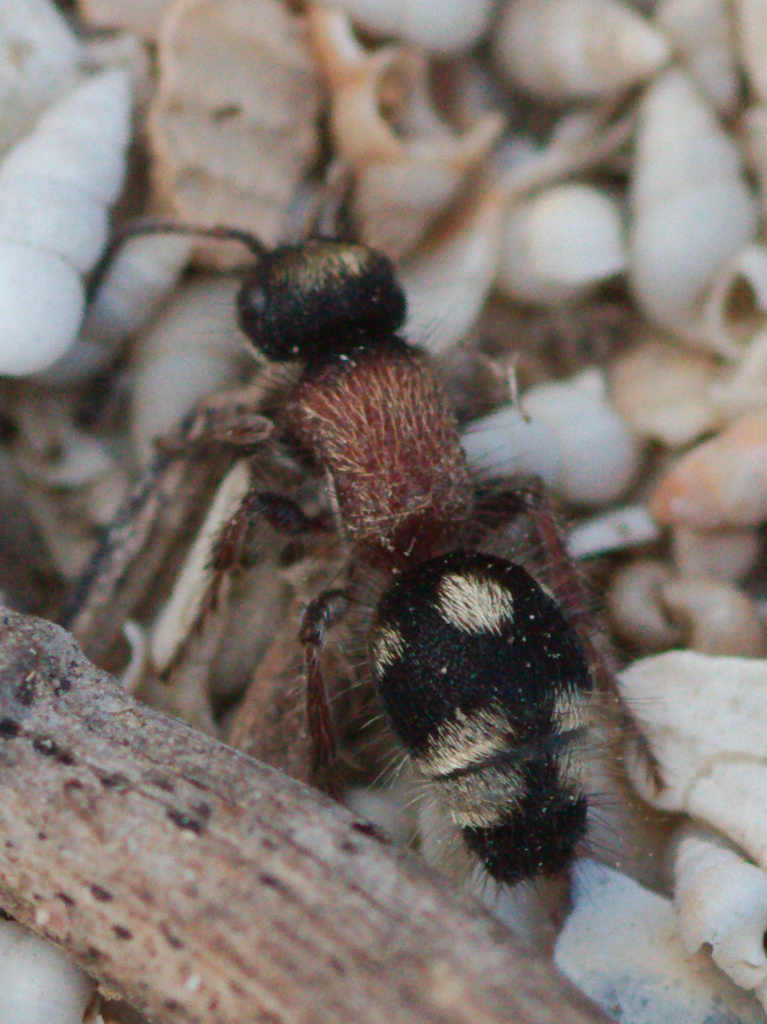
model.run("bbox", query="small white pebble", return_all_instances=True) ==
[521,368,644,506]
[0,921,95,1024]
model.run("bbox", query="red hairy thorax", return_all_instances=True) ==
[288,344,473,569]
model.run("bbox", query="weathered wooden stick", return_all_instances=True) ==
[0,609,613,1024]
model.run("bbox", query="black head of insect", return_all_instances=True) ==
[92,219,407,364]
[236,239,407,363]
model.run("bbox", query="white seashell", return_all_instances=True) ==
[520,368,643,506]
[567,505,660,559]
[329,0,494,53]
[0,0,83,152]
[494,0,670,102]
[497,184,627,306]
[608,336,724,448]
[401,190,505,354]
[0,69,132,376]
[628,70,759,347]
[734,0,767,104]
[555,859,763,1024]
[0,920,95,1024]
[655,0,740,113]
[130,276,248,465]
[671,524,761,581]
[618,650,767,869]
[650,410,767,529]
[460,404,563,486]
[675,824,767,1003]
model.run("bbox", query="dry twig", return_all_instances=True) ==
[0,608,614,1024]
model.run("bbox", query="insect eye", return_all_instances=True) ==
[236,239,407,362]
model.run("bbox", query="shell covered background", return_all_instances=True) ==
[3,0,767,1022]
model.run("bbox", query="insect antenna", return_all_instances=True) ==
[87,217,269,301]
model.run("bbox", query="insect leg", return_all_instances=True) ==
[299,589,351,789]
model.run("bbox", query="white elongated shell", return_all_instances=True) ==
[608,337,723,448]
[0,0,82,151]
[554,860,763,1024]
[650,411,767,529]
[130,276,248,465]
[494,0,670,102]
[461,404,562,486]
[0,920,95,1024]
[675,825,767,1001]
[520,368,643,506]
[628,70,759,343]
[0,69,132,376]
[497,184,626,306]
[655,0,739,113]
[618,650,767,867]
[0,243,84,375]
[330,0,494,53]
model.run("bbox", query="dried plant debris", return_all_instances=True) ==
[148,0,322,261]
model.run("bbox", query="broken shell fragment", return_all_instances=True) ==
[675,824,767,1005]
[0,69,132,375]
[567,505,660,559]
[308,7,503,259]
[497,184,627,306]
[555,859,764,1024]
[608,336,723,448]
[628,70,759,348]
[330,0,494,54]
[494,0,670,103]
[650,411,767,529]
[618,650,767,871]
